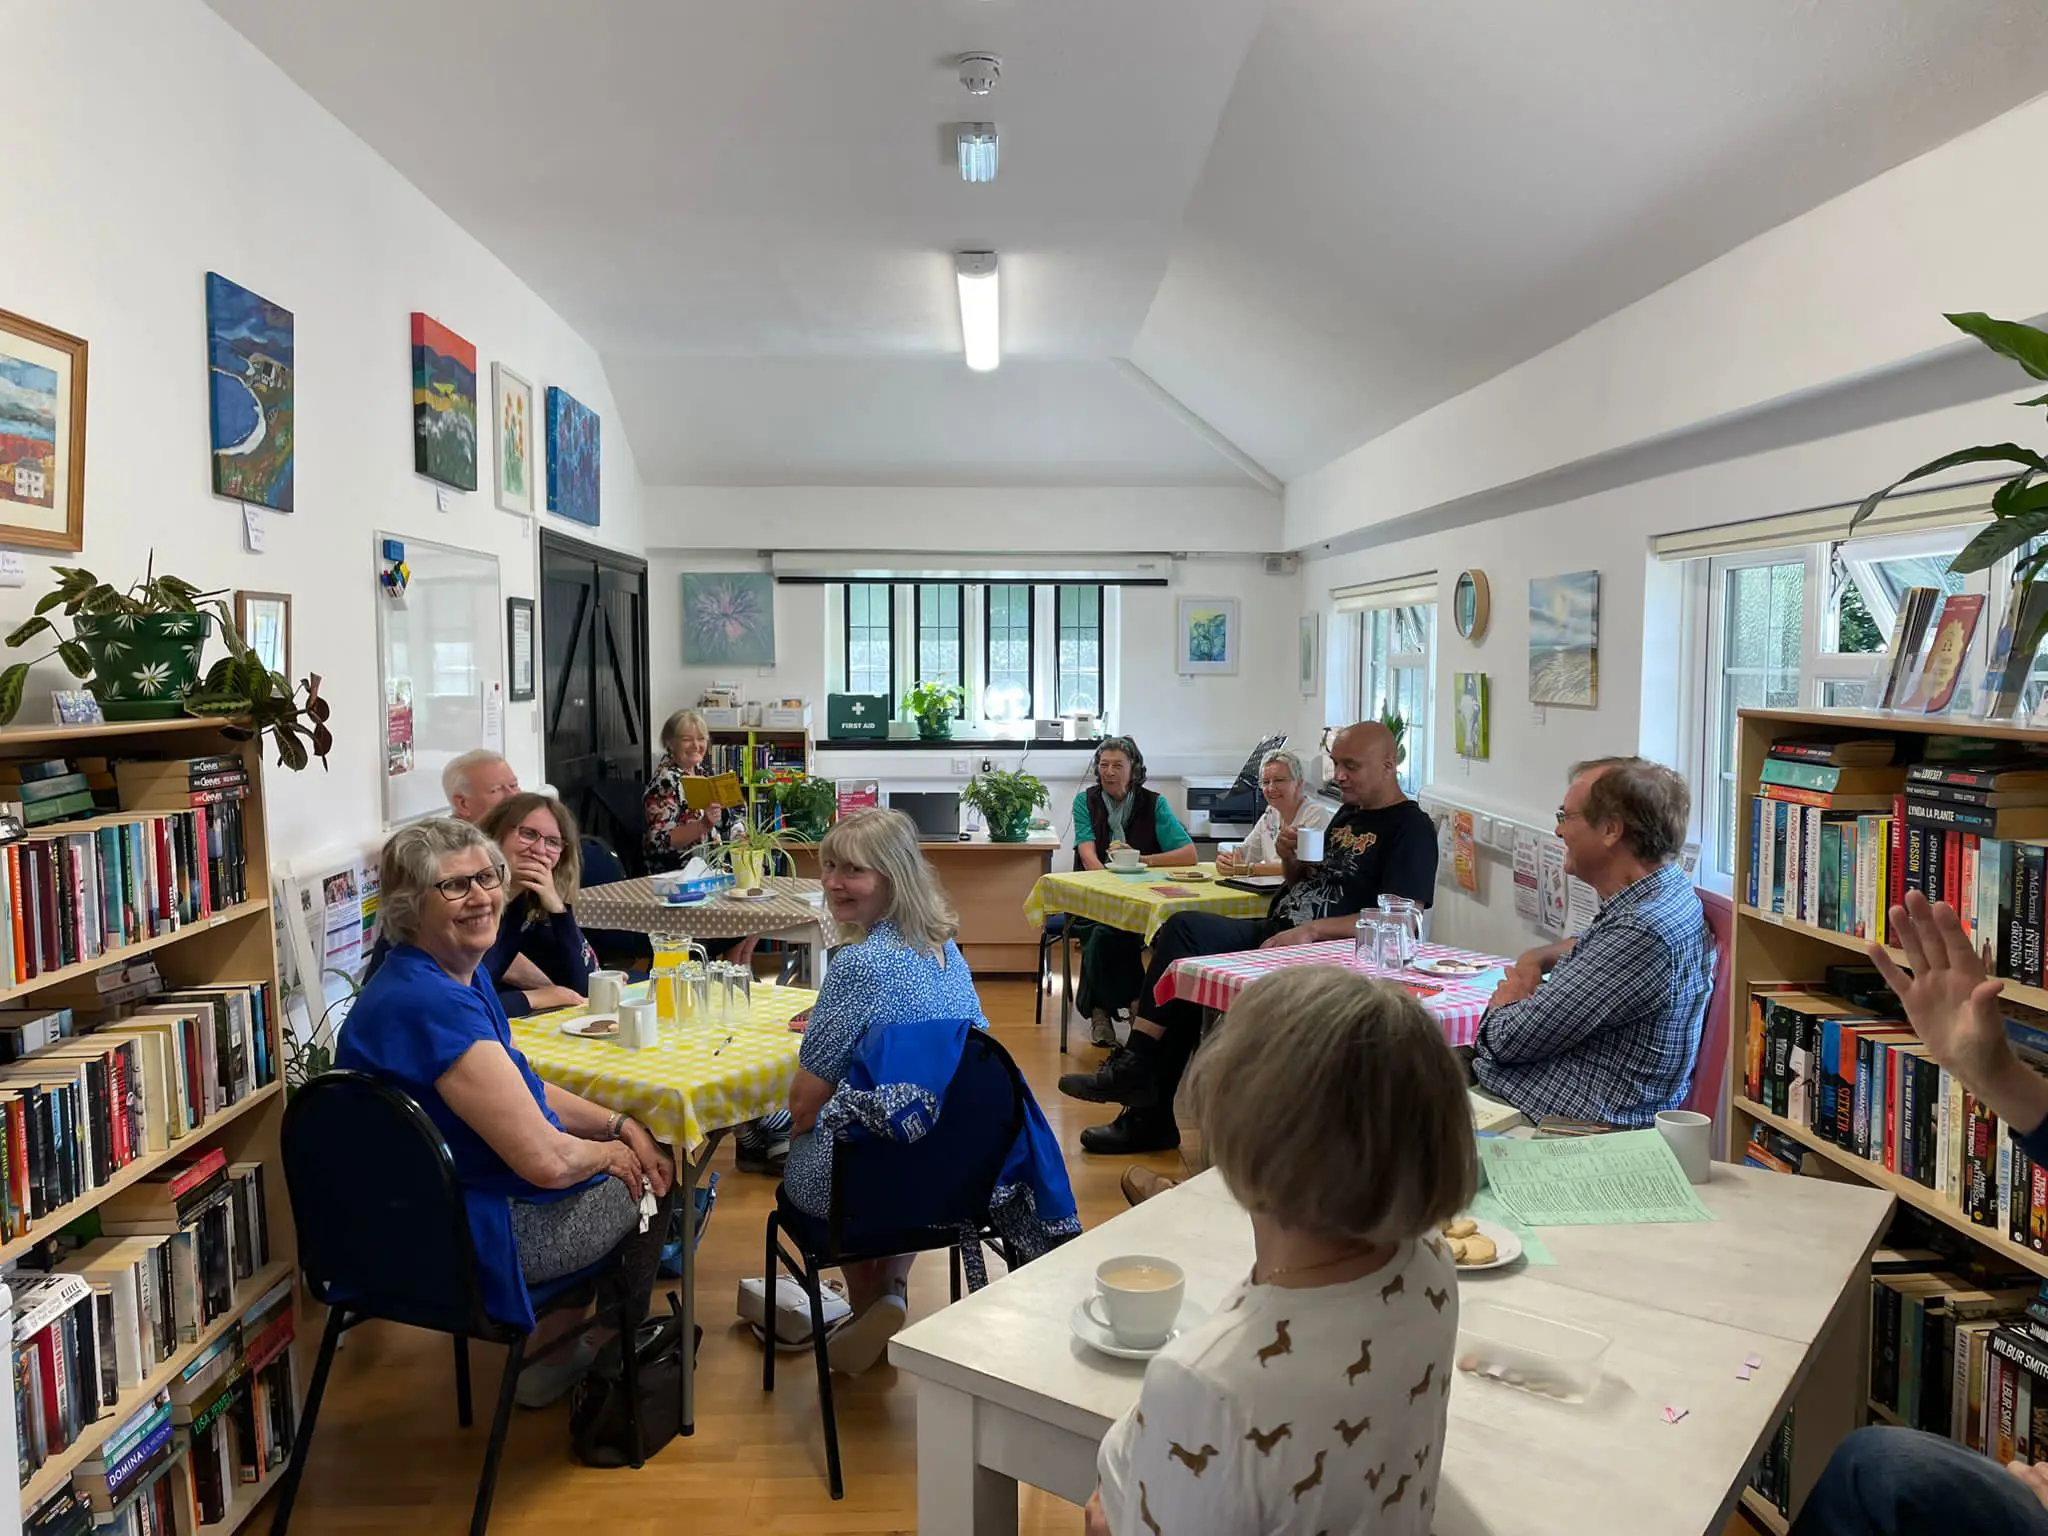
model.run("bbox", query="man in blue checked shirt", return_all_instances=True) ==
[1471,757,1712,1128]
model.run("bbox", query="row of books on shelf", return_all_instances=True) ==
[703,742,806,783]
[1747,1408,1795,1519]
[0,977,276,1243]
[13,1144,277,1495]
[1742,966,2048,1241]
[1748,737,2048,981]
[0,758,256,989]
[1868,575,2048,722]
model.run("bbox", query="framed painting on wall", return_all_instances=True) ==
[206,272,294,511]
[411,313,478,491]
[1176,596,1240,676]
[491,363,534,515]
[507,596,535,701]
[1529,570,1599,708]
[1454,671,1489,758]
[0,308,87,552]
[1297,614,1319,695]
[545,385,600,526]
[681,572,776,666]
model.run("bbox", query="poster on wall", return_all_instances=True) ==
[1512,829,1541,923]
[1537,835,1568,934]
[385,675,415,777]
[1452,810,1479,895]
[1529,570,1599,708]
[1565,875,1600,935]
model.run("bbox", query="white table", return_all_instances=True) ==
[889,1166,1892,1535]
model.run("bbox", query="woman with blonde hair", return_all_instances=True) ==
[475,792,596,1017]
[1088,966,1474,1535]
[643,707,725,873]
[782,808,1077,1372]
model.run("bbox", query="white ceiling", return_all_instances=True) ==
[207,0,2048,491]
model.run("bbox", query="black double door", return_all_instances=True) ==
[539,531,651,872]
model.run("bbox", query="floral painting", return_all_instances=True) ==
[681,572,776,665]
[206,273,293,511]
[491,362,534,515]
[545,385,600,525]
[1176,595,1240,676]
[1529,570,1599,708]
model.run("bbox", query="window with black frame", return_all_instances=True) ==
[844,582,894,706]
[984,583,1034,721]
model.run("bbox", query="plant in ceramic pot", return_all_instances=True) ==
[902,680,962,741]
[0,562,333,769]
[960,767,1049,843]
[716,818,800,891]
[769,773,837,841]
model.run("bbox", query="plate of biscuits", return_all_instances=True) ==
[1440,1215,1522,1271]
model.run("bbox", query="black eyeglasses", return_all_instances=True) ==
[432,864,507,902]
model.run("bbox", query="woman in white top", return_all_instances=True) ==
[1087,965,1476,1536]
[1216,749,1332,878]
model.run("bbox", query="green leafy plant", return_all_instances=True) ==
[1851,313,2048,576]
[1,561,332,770]
[1378,706,1408,766]
[284,969,355,1098]
[770,774,837,840]
[902,680,963,737]
[960,767,1049,841]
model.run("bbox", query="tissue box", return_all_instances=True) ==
[701,707,742,729]
[738,1275,850,1344]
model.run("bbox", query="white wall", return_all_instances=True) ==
[0,0,645,871]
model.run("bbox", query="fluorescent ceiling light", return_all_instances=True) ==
[955,252,1000,372]
[957,123,999,183]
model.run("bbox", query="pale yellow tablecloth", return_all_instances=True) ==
[1023,865,1271,944]
[511,981,812,1155]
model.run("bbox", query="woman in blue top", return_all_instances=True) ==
[783,807,1077,1374]
[1067,737,1196,1047]
[336,818,673,1407]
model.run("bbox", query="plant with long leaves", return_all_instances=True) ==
[1850,313,2048,577]
[0,560,332,770]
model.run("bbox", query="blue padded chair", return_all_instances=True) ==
[270,1072,650,1536]
[762,1028,1029,1498]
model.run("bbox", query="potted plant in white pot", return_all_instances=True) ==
[960,767,1049,843]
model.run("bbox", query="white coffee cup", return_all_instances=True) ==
[1108,846,1143,871]
[618,998,657,1049]
[1655,1109,1712,1185]
[1295,826,1326,863]
[1086,1255,1185,1349]
[588,970,627,1017]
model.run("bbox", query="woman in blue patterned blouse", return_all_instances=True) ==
[783,807,1076,1373]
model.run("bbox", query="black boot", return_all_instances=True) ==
[1057,1030,1161,1107]
[1080,1107,1180,1155]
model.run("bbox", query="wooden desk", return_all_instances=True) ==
[890,1166,1892,1535]
[792,836,1055,975]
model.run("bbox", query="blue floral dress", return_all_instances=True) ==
[783,920,985,1216]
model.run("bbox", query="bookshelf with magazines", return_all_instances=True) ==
[1731,704,2048,1532]
[0,717,298,1536]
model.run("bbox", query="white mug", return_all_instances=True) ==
[1295,826,1326,863]
[1655,1109,1712,1185]
[588,970,627,1017]
[618,998,658,1049]
[1086,1255,1185,1349]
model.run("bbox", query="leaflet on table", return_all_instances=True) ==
[1479,1129,1714,1226]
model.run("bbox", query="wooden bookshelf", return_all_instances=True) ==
[213,1457,288,1536]
[1866,1399,1902,1426]
[1740,1486,1790,1536]
[18,1259,293,1510]
[1739,902,2048,1013]
[0,719,295,1530]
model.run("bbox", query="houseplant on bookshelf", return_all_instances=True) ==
[961,767,1049,843]
[902,680,963,741]
[0,561,332,769]
[769,773,836,841]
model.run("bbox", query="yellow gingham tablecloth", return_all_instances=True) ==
[510,981,813,1155]
[1023,866,1272,944]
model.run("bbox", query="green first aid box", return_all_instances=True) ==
[827,693,890,739]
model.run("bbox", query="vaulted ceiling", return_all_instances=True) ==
[208,0,2048,490]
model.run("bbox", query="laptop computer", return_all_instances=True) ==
[890,791,963,842]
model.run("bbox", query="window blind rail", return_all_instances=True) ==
[1650,480,1998,562]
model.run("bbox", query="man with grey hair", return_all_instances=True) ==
[444,749,520,823]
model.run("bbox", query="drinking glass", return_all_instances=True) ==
[1354,913,1398,971]
[728,964,752,1021]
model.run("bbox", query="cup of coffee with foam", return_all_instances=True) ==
[1086,1255,1185,1349]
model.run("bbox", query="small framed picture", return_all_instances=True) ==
[234,590,292,678]
[1297,614,1319,696]
[0,308,89,552]
[1176,596,1241,676]
[50,689,103,726]
[507,596,535,702]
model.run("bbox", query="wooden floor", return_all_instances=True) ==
[255,975,1183,1536]
[254,973,1762,1536]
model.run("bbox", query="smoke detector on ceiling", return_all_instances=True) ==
[958,53,1001,95]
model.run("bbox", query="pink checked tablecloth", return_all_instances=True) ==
[1157,939,1508,1047]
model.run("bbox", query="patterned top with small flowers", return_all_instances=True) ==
[1096,1235,1457,1535]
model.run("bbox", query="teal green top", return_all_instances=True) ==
[1069,789,1192,854]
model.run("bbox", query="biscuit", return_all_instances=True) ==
[1458,1235,1497,1266]
[1443,1218,1478,1240]
[1446,1236,1469,1263]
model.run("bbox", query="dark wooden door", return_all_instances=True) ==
[540,531,651,873]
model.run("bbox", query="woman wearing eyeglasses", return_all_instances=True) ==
[475,792,598,1018]
[336,818,672,1405]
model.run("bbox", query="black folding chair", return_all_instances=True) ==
[763,1027,1030,1497]
[271,1072,649,1536]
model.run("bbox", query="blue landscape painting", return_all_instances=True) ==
[545,385,600,526]
[206,272,294,511]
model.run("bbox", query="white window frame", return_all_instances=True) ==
[1354,602,1436,795]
